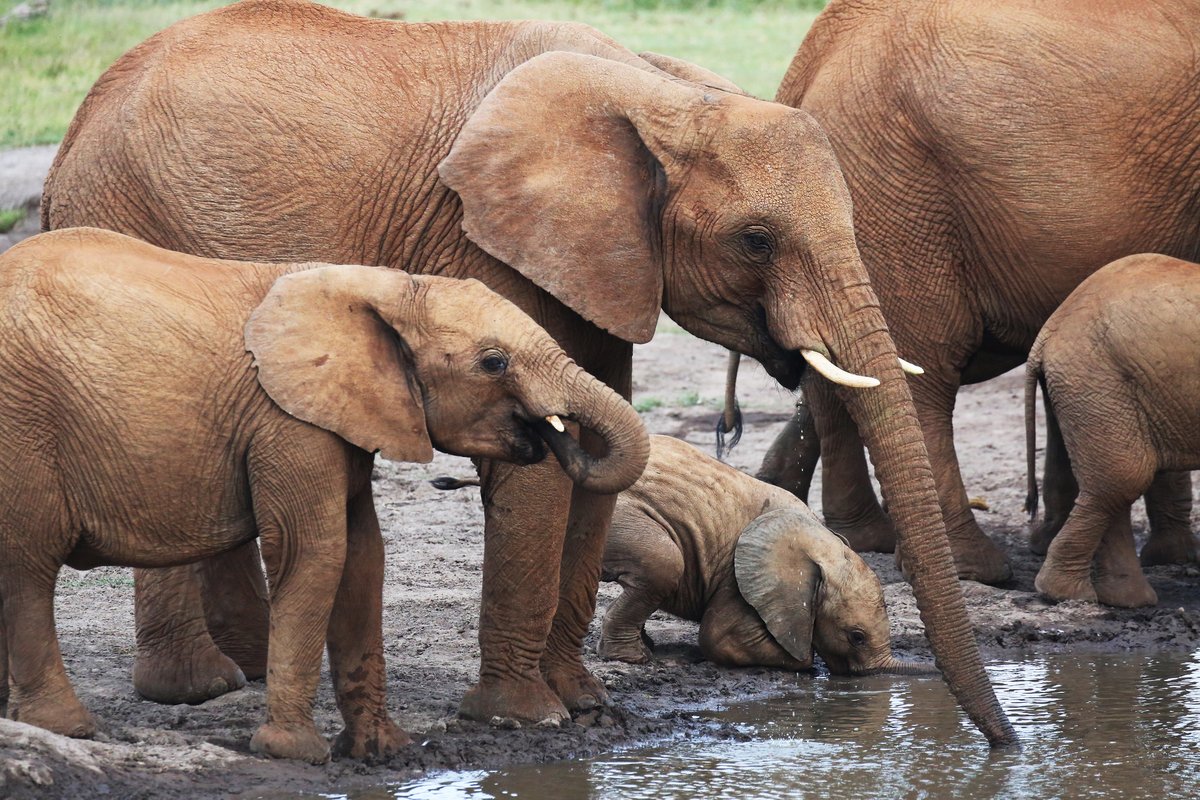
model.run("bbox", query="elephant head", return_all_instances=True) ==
[437,51,1013,744]
[244,265,649,493]
[734,508,934,676]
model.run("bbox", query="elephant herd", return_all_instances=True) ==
[2,0,1199,765]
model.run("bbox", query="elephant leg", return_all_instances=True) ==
[196,540,270,679]
[1,560,94,737]
[0,592,7,718]
[1035,491,1126,603]
[328,486,408,759]
[250,501,346,764]
[459,455,572,726]
[807,376,898,553]
[598,509,684,664]
[910,376,1013,585]
[698,588,806,670]
[133,565,247,704]
[1030,397,1077,555]
[1093,507,1157,608]
[756,395,821,504]
[1140,471,1197,566]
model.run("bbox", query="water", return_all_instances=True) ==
[348,652,1200,799]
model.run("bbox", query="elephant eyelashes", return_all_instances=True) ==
[847,629,868,648]
[480,352,509,376]
[738,229,775,263]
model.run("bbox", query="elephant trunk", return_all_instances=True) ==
[529,355,649,495]
[860,654,941,677]
[775,244,1017,747]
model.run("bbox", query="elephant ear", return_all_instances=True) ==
[637,51,746,95]
[439,51,692,345]
[245,264,434,464]
[734,508,824,665]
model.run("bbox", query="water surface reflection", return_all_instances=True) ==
[367,652,1200,799]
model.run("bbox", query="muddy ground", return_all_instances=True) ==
[3,221,1200,798]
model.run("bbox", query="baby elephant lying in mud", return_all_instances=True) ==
[1026,253,1200,609]
[438,435,928,675]
[0,228,647,764]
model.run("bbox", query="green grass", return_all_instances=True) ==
[0,207,24,232]
[0,0,822,149]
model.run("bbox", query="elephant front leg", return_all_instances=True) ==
[910,378,1013,585]
[542,429,622,712]
[756,396,821,504]
[1140,471,1197,566]
[807,377,898,553]
[326,486,408,760]
[598,511,684,665]
[133,564,248,704]
[459,457,572,726]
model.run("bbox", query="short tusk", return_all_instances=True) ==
[801,350,880,389]
[545,414,566,433]
[899,358,925,375]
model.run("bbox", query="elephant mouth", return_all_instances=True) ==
[508,417,550,466]
[748,305,806,390]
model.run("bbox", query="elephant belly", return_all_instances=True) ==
[63,507,259,570]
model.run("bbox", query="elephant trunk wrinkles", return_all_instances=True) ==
[861,655,941,677]
[811,251,1017,747]
[531,357,649,495]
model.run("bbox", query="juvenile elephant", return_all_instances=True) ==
[0,228,647,763]
[43,0,1011,743]
[599,436,930,676]
[1024,253,1200,607]
[762,0,1200,584]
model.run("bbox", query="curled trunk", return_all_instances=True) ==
[530,359,649,495]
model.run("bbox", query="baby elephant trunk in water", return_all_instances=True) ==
[527,358,649,495]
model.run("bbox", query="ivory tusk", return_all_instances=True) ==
[801,350,880,389]
[899,358,925,375]
[545,414,566,433]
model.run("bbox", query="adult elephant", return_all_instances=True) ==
[42,0,1013,745]
[764,0,1200,584]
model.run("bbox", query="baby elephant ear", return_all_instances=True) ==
[245,265,434,464]
[734,507,824,665]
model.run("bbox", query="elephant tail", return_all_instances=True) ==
[1023,338,1046,520]
[715,350,743,460]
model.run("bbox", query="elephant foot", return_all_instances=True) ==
[1029,517,1067,556]
[825,513,897,554]
[134,642,247,705]
[250,721,330,764]
[543,661,609,712]
[1033,562,1097,604]
[11,693,96,738]
[333,717,411,761]
[1139,530,1198,567]
[459,675,569,726]
[208,628,268,682]
[1094,570,1157,608]
[598,632,653,664]
[948,528,1013,585]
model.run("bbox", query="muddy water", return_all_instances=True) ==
[356,652,1200,799]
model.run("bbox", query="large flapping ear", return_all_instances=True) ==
[734,507,824,665]
[439,51,698,344]
[245,265,434,463]
[637,51,746,95]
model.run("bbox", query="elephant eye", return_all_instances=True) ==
[480,352,508,376]
[847,629,868,648]
[739,228,775,263]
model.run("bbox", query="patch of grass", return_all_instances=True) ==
[634,396,665,413]
[0,0,823,149]
[0,207,24,233]
[676,390,702,406]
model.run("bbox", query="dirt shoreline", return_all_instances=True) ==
[5,320,1200,800]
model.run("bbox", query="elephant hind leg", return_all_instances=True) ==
[1093,508,1157,608]
[133,564,248,705]
[598,508,683,664]
[1036,489,1137,604]
[2,558,94,737]
[1030,399,1077,555]
[1140,471,1197,566]
[197,540,270,679]
[756,398,821,505]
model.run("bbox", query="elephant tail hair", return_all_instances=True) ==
[715,350,743,460]
[1023,343,1045,520]
[430,475,481,490]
